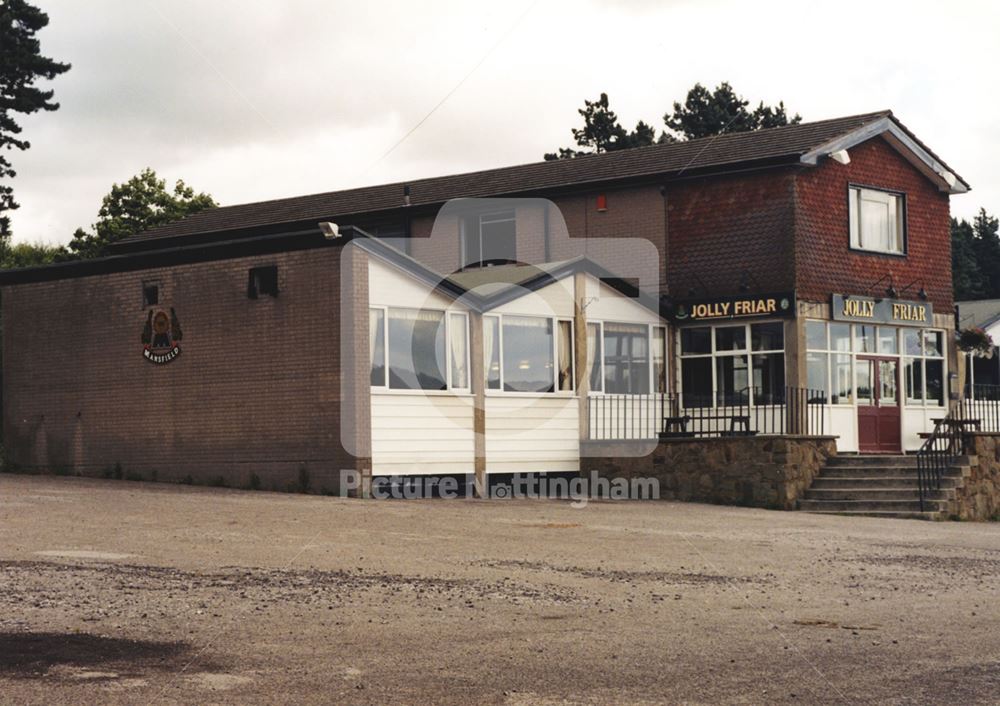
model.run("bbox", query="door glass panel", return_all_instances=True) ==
[855,360,874,405]
[879,360,898,406]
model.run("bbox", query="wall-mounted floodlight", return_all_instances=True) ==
[319,222,340,239]
[829,149,851,165]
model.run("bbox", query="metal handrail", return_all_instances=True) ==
[915,402,965,512]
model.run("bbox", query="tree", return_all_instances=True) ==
[0,239,65,269]
[952,208,1000,300]
[546,83,800,159]
[951,217,984,300]
[971,208,1000,298]
[664,82,801,141]
[0,1,71,249]
[66,168,216,259]
[544,93,661,160]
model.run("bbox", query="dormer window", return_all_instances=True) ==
[848,186,905,255]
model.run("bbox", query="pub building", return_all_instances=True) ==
[0,110,970,492]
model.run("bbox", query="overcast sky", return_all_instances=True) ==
[8,0,998,246]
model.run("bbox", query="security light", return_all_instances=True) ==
[829,149,851,165]
[319,222,340,239]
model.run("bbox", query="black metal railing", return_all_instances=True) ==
[962,384,1000,432]
[916,401,967,512]
[588,386,826,441]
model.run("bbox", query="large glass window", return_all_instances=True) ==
[604,323,650,394]
[587,322,666,395]
[387,309,446,391]
[806,321,945,407]
[370,308,469,391]
[904,329,945,405]
[678,321,785,408]
[501,316,553,393]
[849,186,905,254]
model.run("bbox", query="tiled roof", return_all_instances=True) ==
[120,110,959,246]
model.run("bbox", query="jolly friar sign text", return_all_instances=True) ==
[672,293,794,322]
[831,294,933,327]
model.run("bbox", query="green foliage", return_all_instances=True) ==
[65,168,216,259]
[665,82,800,140]
[0,1,71,244]
[546,82,799,159]
[952,209,1000,300]
[544,93,664,160]
[0,240,65,268]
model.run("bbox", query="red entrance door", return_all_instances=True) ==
[856,357,901,453]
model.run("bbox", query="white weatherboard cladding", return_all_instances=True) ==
[368,257,475,476]
[484,396,579,473]
[371,394,476,475]
[368,257,459,311]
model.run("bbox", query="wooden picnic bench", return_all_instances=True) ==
[660,414,756,438]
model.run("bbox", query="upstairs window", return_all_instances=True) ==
[248,265,279,298]
[849,186,905,255]
[463,210,516,267]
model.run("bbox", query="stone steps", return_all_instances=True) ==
[798,498,947,513]
[811,476,962,489]
[798,453,968,520]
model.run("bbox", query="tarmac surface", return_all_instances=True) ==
[1,473,999,705]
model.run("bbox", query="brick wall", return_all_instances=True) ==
[1,245,359,492]
[405,186,669,290]
[665,169,798,299]
[794,138,953,309]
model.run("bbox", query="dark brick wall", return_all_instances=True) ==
[1,246,357,491]
[794,138,953,308]
[405,185,669,290]
[665,169,798,299]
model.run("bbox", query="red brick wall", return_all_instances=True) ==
[1,246,358,491]
[665,169,797,298]
[794,138,953,308]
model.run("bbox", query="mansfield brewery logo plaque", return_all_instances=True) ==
[141,307,183,364]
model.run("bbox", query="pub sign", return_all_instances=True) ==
[831,294,932,327]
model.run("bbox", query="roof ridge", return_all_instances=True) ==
[164,109,896,215]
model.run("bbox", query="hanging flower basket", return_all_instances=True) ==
[957,327,994,356]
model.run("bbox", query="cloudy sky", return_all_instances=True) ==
[9,0,998,245]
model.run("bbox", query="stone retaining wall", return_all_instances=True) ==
[952,433,1000,521]
[581,436,837,510]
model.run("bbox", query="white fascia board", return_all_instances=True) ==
[800,117,968,194]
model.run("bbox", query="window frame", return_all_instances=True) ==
[461,209,517,268]
[484,312,575,397]
[677,320,786,408]
[369,306,472,395]
[847,183,908,257]
[587,321,668,397]
[804,320,946,408]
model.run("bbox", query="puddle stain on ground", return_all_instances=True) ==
[0,632,194,679]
